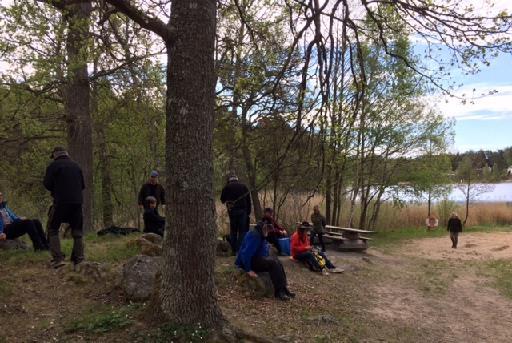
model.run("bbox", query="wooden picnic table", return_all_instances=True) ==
[323,225,375,252]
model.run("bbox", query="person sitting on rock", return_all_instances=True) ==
[261,208,288,255]
[291,222,341,275]
[143,196,165,236]
[0,191,49,251]
[235,223,295,301]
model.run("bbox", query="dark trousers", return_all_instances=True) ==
[228,209,248,253]
[310,231,326,252]
[294,251,335,271]
[48,204,84,264]
[450,231,459,248]
[251,256,287,295]
[5,219,48,250]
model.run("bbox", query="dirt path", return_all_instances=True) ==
[400,232,512,261]
[368,232,512,343]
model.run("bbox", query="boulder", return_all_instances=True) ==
[216,239,232,257]
[0,239,29,250]
[127,237,162,256]
[122,255,162,301]
[236,269,274,298]
[141,232,163,245]
[140,240,162,256]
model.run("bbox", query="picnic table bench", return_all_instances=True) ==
[323,225,375,252]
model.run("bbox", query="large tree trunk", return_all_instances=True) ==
[97,127,114,227]
[159,0,222,326]
[63,2,94,232]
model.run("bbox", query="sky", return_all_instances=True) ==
[432,51,512,153]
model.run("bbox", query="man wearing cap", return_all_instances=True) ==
[220,174,251,253]
[138,170,166,213]
[44,147,85,268]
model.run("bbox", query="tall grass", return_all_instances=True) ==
[215,192,512,235]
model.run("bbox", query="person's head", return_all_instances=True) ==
[298,221,311,236]
[451,212,458,219]
[227,174,239,183]
[146,196,157,208]
[263,208,274,219]
[149,170,159,184]
[313,205,320,214]
[50,146,69,160]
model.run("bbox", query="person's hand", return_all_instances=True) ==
[247,271,258,278]
[0,233,6,241]
[20,216,27,220]
[281,230,288,236]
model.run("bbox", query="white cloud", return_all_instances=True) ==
[428,83,512,121]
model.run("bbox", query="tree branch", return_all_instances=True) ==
[104,0,174,43]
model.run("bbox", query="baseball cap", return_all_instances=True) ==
[50,146,68,159]
[150,170,159,177]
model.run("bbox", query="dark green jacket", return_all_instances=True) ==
[310,212,326,233]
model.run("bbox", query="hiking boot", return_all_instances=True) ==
[284,288,296,298]
[329,267,344,274]
[275,291,290,301]
[50,259,66,269]
[73,260,85,272]
[321,269,330,276]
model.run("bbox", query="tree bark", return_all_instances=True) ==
[97,126,114,227]
[159,0,223,326]
[63,2,94,232]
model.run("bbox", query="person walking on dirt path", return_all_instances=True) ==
[220,174,251,254]
[44,147,85,269]
[310,205,326,252]
[0,192,49,251]
[138,170,166,213]
[447,212,463,249]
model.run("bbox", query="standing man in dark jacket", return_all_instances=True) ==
[138,170,166,213]
[44,147,85,268]
[220,175,251,253]
[447,212,463,248]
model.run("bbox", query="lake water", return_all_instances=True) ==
[388,183,512,203]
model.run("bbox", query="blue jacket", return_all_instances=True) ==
[235,229,269,272]
[0,202,20,234]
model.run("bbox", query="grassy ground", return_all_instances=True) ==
[1,226,511,342]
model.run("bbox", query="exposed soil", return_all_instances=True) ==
[368,232,512,343]
[399,232,512,261]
